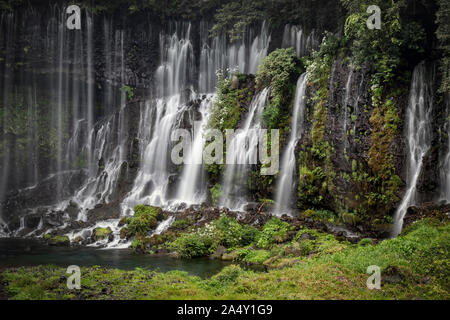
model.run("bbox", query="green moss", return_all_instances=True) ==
[256,48,303,131]
[208,72,253,135]
[44,235,70,247]
[3,220,448,300]
[168,215,260,258]
[256,218,292,249]
[92,227,112,241]
[236,248,271,265]
[128,205,162,237]
[170,219,191,231]
[210,183,222,207]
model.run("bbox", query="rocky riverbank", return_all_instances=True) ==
[1,217,448,300]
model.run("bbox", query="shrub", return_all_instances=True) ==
[44,235,70,246]
[210,183,222,207]
[256,218,292,249]
[168,231,216,258]
[92,227,112,241]
[171,219,191,231]
[168,215,260,258]
[358,238,373,246]
[212,215,259,248]
[128,205,162,236]
[256,48,303,130]
[236,247,271,264]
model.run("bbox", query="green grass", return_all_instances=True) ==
[2,219,448,300]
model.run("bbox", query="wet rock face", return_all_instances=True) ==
[402,202,450,230]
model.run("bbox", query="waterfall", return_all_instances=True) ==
[199,21,271,93]
[343,69,354,148]
[392,63,433,237]
[441,94,450,202]
[71,28,128,222]
[122,23,194,213]
[220,88,270,211]
[123,21,270,212]
[0,13,273,239]
[175,94,216,205]
[274,73,308,214]
[282,25,319,57]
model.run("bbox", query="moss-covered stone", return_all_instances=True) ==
[92,227,112,241]
[44,234,70,246]
[128,205,163,237]
[119,227,129,240]
[73,236,83,244]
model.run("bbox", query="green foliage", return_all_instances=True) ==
[120,85,135,101]
[212,215,259,248]
[171,219,191,231]
[210,183,222,207]
[128,205,162,237]
[235,248,271,264]
[358,238,373,246]
[210,0,267,41]
[201,265,248,294]
[298,166,327,208]
[256,48,303,130]
[208,72,252,135]
[43,234,70,246]
[256,218,292,249]
[92,227,112,241]
[341,0,425,84]
[366,95,402,212]
[168,229,217,258]
[168,215,259,258]
[303,209,336,223]
[3,220,449,300]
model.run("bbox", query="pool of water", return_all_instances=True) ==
[0,238,231,278]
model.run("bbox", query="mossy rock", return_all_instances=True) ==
[171,219,191,230]
[92,227,112,241]
[118,217,131,227]
[44,234,70,246]
[221,250,238,261]
[120,227,129,240]
[73,236,83,244]
[128,205,163,236]
[341,213,362,226]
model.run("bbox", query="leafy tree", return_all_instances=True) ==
[342,0,425,84]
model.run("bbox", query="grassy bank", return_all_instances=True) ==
[1,218,448,300]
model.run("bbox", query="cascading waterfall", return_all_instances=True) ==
[392,63,433,237]
[0,13,13,230]
[353,73,365,135]
[274,73,308,214]
[71,28,128,222]
[0,13,318,242]
[122,23,194,213]
[0,7,139,239]
[124,21,271,213]
[0,9,97,219]
[343,69,354,149]
[175,94,216,205]
[220,88,270,211]
[440,94,450,202]
[198,21,271,93]
[282,25,319,57]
